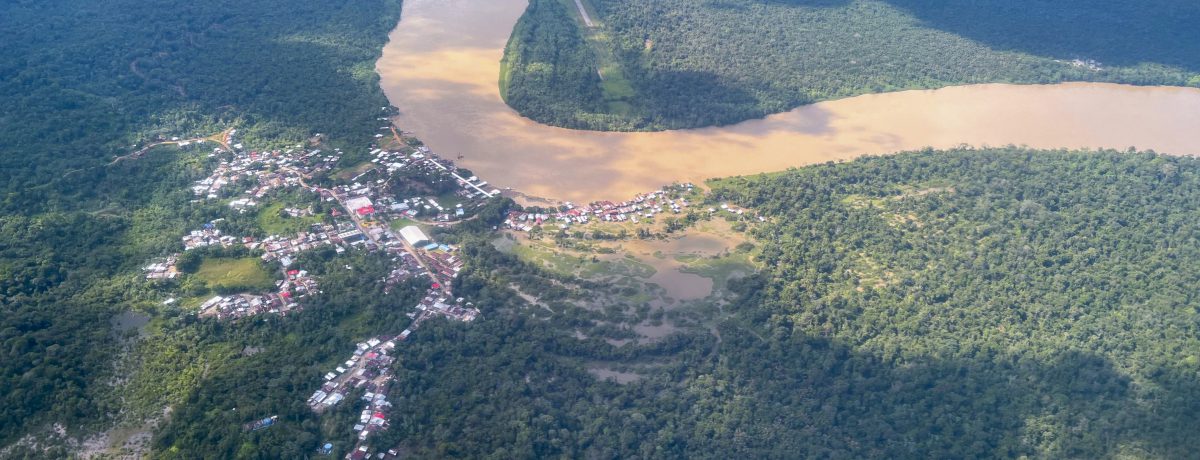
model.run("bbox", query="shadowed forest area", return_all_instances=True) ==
[501,0,1200,130]
[0,0,401,448]
[0,0,401,213]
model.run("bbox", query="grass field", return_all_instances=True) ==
[257,202,324,235]
[500,235,658,281]
[195,257,276,292]
[432,192,465,210]
[332,161,377,181]
[557,0,638,115]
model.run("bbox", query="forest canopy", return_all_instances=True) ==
[0,0,401,447]
[501,0,1200,131]
[0,0,401,214]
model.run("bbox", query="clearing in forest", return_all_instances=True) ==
[558,0,637,115]
[195,257,276,292]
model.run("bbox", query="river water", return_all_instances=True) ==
[377,0,1200,203]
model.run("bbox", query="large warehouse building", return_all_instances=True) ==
[399,225,430,246]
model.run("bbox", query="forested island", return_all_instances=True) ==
[502,0,1200,131]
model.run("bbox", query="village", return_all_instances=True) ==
[139,120,746,459]
[502,183,702,230]
[142,126,489,321]
[500,182,763,239]
[305,286,482,458]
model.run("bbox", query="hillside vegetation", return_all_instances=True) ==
[0,0,400,446]
[0,0,400,213]
[501,0,1200,131]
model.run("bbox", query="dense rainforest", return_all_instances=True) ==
[501,0,1200,130]
[0,0,401,448]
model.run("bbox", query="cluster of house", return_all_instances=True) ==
[197,293,291,320]
[326,178,470,226]
[146,220,244,278]
[369,147,421,175]
[196,268,318,320]
[422,246,464,287]
[709,202,756,219]
[257,222,363,267]
[388,195,467,222]
[502,183,765,234]
[1059,58,1104,71]
[318,178,472,293]
[347,446,403,460]
[284,206,315,218]
[309,337,397,412]
[181,220,242,250]
[280,268,320,299]
[309,288,481,458]
[387,225,465,291]
[308,337,402,458]
[371,145,498,200]
[191,138,342,203]
[414,147,500,200]
[504,183,700,231]
[143,254,180,280]
[412,291,479,323]
[382,252,425,293]
[192,159,298,204]
[228,197,260,211]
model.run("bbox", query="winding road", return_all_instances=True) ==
[110,128,234,165]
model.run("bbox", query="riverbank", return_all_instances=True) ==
[377,0,1200,204]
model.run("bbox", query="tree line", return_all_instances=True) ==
[503,0,1200,131]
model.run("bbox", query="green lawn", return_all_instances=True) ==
[332,160,377,181]
[432,192,465,210]
[506,237,658,281]
[389,217,421,230]
[195,257,276,293]
[256,202,323,235]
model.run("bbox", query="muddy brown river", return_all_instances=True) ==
[377,0,1200,203]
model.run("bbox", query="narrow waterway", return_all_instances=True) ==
[377,0,1200,203]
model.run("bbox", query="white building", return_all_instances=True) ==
[399,225,430,246]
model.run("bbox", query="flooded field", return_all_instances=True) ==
[378,0,1200,203]
[613,232,742,301]
[500,217,747,302]
[642,257,711,301]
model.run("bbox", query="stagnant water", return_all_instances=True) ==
[377,0,1200,204]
